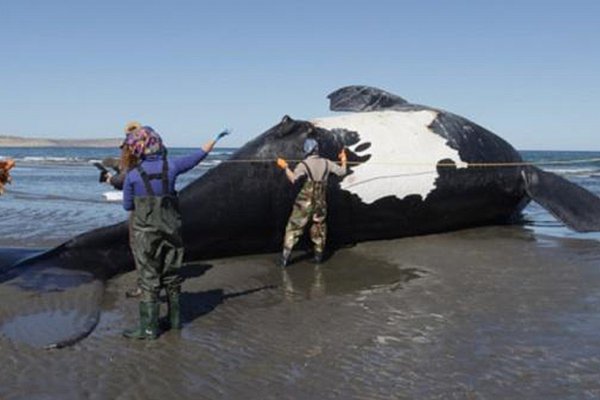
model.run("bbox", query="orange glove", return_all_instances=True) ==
[338,148,347,163]
[276,158,288,170]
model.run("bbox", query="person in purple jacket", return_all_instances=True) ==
[122,125,230,340]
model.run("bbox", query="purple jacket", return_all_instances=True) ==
[123,149,207,211]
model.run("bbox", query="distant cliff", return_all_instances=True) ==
[0,135,121,147]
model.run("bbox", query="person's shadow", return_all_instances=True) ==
[174,263,276,325]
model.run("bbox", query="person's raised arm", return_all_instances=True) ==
[173,129,232,174]
[202,129,231,153]
[328,148,347,176]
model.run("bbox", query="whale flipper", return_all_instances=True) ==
[0,223,129,348]
[327,85,409,112]
[523,166,600,232]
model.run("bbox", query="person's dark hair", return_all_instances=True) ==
[119,146,139,171]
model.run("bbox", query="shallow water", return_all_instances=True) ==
[0,147,232,247]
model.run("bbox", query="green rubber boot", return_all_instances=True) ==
[123,301,159,340]
[167,290,182,330]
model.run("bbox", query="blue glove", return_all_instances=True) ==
[214,129,231,142]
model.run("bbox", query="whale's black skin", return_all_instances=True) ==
[2,86,600,285]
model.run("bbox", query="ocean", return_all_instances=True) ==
[520,150,600,242]
[0,147,236,247]
[1,147,599,247]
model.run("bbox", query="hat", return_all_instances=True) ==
[303,138,319,156]
[125,126,164,158]
[124,121,142,134]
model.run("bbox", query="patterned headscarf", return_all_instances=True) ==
[125,126,164,158]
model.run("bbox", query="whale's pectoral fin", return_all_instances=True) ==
[327,85,409,112]
[523,166,600,232]
[0,280,103,349]
[0,267,104,349]
[0,248,108,349]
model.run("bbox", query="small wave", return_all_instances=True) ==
[211,150,235,156]
[197,160,223,168]
[7,189,107,204]
[19,156,86,165]
[542,167,599,177]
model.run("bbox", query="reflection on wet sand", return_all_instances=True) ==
[281,266,326,301]
[281,258,423,302]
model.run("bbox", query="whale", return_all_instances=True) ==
[4,84,600,279]
[2,85,600,347]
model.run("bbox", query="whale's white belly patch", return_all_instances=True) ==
[312,110,467,204]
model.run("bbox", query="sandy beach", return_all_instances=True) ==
[1,225,600,399]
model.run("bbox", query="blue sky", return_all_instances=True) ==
[1,0,599,149]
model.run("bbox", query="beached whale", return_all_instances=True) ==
[3,85,600,346]
[5,85,600,280]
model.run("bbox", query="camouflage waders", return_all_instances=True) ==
[283,161,328,254]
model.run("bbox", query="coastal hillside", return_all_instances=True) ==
[0,135,121,147]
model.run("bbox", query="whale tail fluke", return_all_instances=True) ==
[523,166,600,232]
[327,85,409,112]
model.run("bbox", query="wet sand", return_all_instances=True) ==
[1,226,600,399]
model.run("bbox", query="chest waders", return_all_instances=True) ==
[123,154,184,340]
[281,159,329,267]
